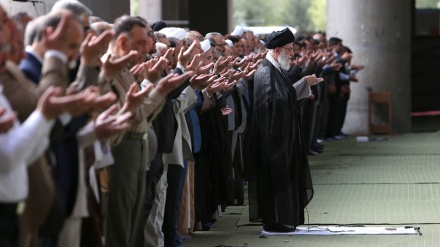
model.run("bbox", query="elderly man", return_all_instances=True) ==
[0,7,97,247]
[248,28,321,233]
[104,16,191,247]
[205,32,226,57]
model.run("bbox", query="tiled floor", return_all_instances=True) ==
[184,131,440,246]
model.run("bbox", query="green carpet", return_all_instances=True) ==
[184,131,440,247]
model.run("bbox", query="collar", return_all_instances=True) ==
[266,52,289,77]
[25,46,44,64]
[266,53,282,71]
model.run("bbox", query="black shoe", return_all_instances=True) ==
[263,224,296,233]
[308,149,320,155]
[312,144,324,151]
[311,147,323,153]
[314,142,325,148]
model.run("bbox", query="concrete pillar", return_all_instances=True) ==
[138,0,161,22]
[227,0,233,33]
[327,0,412,134]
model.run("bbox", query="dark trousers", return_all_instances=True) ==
[301,100,314,150]
[0,213,19,247]
[145,153,164,220]
[105,138,147,247]
[327,94,344,137]
[174,161,188,245]
[163,164,183,247]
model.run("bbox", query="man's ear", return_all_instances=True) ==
[117,35,129,53]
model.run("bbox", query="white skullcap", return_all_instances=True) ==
[159,27,186,40]
[201,39,211,54]
[225,39,233,47]
[231,25,245,36]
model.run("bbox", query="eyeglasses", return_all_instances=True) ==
[215,43,226,47]
[147,31,155,37]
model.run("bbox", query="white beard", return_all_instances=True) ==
[278,49,291,70]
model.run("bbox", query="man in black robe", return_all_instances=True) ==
[248,28,321,232]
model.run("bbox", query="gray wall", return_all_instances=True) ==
[0,0,56,17]
[0,0,129,22]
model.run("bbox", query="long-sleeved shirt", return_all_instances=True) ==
[0,84,54,202]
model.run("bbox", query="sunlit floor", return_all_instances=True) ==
[184,117,440,247]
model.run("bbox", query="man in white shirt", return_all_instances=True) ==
[0,85,89,247]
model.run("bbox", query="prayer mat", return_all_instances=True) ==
[261,225,421,236]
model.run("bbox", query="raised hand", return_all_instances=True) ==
[81,29,114,65]
[304,74,324,86]
[196,62,214,76]
[0,107,17,133]
[341,52,353,62]
[163,47,175,60]
[251,59,262,69]
[223,79,239,91]
[206,76,227,95]
[230,70,244,81]
[324,52,335,64]
[65,87,98,116]
[155,71,194,96]
[243,69,256,81]
[101,51,139,80]
[233,57,247,68]
[351,64,365,71]
[38,86,89,120]
[329,61,342,71]
[189,74,212,90]
[213,56,232,74]
[178,41,198,67]
[41,12,73,55]
[186,54,202,74]
[220,69,233,80]
[121,82,154,114]
[90,91,117,111]
[144,57,168,82]
[131,63,146,81]
[310,49,322,62]
[94,104,131,141]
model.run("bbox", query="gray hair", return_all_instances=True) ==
[24,16,43,46]
[154,32,167,40]
[205,32,222,40]
[25,11,81,46]
[91,21,112,35]
[154,42,168,56]
[51,0,92,17]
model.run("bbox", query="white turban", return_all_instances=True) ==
[201,39,211,54]
[159,27,186,40]
[231,25,245,36]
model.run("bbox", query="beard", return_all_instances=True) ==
[278,49,291,70]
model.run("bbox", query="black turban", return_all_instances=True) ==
[264,28,295,49]
[150,21,167,32]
